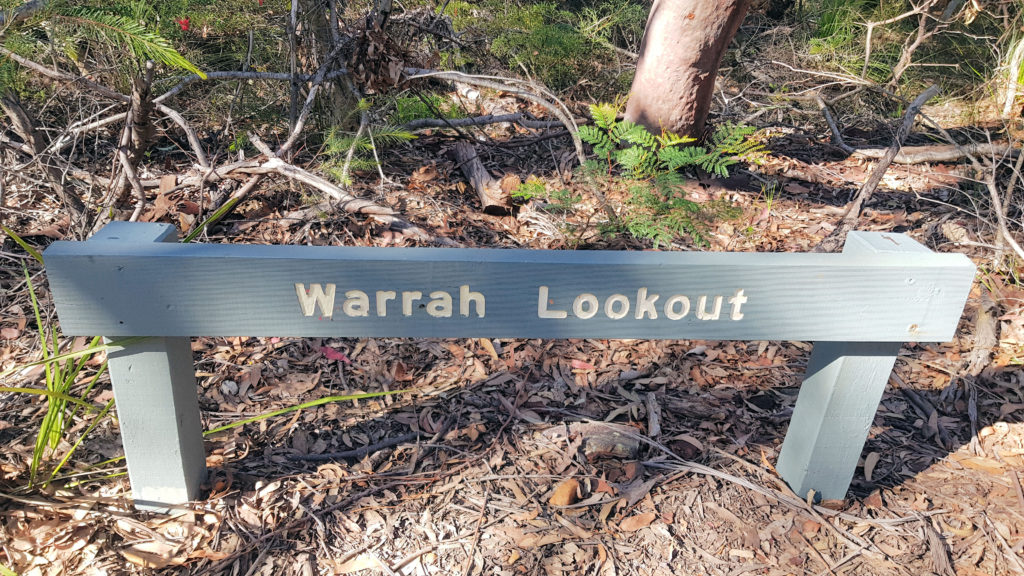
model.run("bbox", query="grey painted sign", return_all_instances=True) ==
[44,231,973,342]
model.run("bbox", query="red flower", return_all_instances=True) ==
[258,0,264,5]
[175,17,190,31]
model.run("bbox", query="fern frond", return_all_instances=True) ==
[579,125,615,154]
[588,102,619,130]
[613,121,655,149]
[616,145,656,179]
[656,132,696,148]
[53,7,205,78]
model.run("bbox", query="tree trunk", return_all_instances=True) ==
[625,0,751,138]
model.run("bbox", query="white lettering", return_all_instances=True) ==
[696,295,723,320]
[634,288,659,319]
[376,290,396,317]
[665,295,690,320]
[402,291,423,316]
[427,291,453,317]
[573,293,599,319]
[343,290,370,317]
[460,285,486,318]
[728,289,747,321]
[538,286,568,319]
[295,283,336,317]
[605,294,630,319]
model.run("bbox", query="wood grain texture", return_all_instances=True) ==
[44,227,974,342]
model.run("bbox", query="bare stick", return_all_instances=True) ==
[400,113,565,132]
[276,44,348,157]
[154,103,209,168]
[404,68,586,165]
[918,113,1024,261]
[814,84,940,253]
[248,133,453,244]
[815,95,854,153]
[0,47,129,102]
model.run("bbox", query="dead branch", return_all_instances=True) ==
[451,141,512,215]
[919,113,1024,261]
[247,133,456,245]
[815,84,940,253]
[0,46,129,103]
[400,113,566,132]
[276,44,348,158]
[404,68,586,165]
[852,142,1018,164]
[0,92,87,219]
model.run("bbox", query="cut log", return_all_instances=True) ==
[451,141,511,215]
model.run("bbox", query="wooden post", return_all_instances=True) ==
[776,232,933,500]
[92,223,206,509]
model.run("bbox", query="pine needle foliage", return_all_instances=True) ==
[577,102,759,247]
[323,124,416,185]
[1,1,204,82]
[53,4,206,78]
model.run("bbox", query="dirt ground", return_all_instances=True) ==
[1,101,1023,576]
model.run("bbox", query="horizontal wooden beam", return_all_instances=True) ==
[44,224,974,342]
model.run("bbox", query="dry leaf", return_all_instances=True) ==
[549,478,580,507]
[121,541,184,569]
[570,359,595,371]
[618,512,657,532]
[864,451,880,482]
[332,554,384,574]
[1,327,20,339]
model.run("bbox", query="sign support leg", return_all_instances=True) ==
[776,341,900,500]
[106,337,206,509]
[94,222,206,509]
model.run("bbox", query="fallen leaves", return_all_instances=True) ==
[617,511,656,532]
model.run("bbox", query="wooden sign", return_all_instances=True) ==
[43,223,975,509]
[46,229,972,342]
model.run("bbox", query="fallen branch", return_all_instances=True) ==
[851,142,1017,164]
[451,141,512,215]
[400,113,566,132]
[918,114,1024,262]
[815,84,940,253]
[247,133,456,245]
[404,68,586,165]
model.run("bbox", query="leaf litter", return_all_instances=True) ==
[0,98,1023,576]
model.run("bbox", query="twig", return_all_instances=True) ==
[460,493,488,576]
[154,70,349,104]
[814,84,939,253]
[276,44,348,158]
[918,113,1024,261]
[404,68,586,165]
[815,94,854,153]
[154,103,209,168]
[247,133,456,245]
[400,113,567,132]
[851,142,1017,164]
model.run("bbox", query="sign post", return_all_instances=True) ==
[44,222,975,508]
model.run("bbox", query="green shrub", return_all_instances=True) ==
[577,102,759,248]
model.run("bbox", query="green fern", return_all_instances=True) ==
[579,125,615,155]
[588,102,619,130]
[576,102,760,247]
